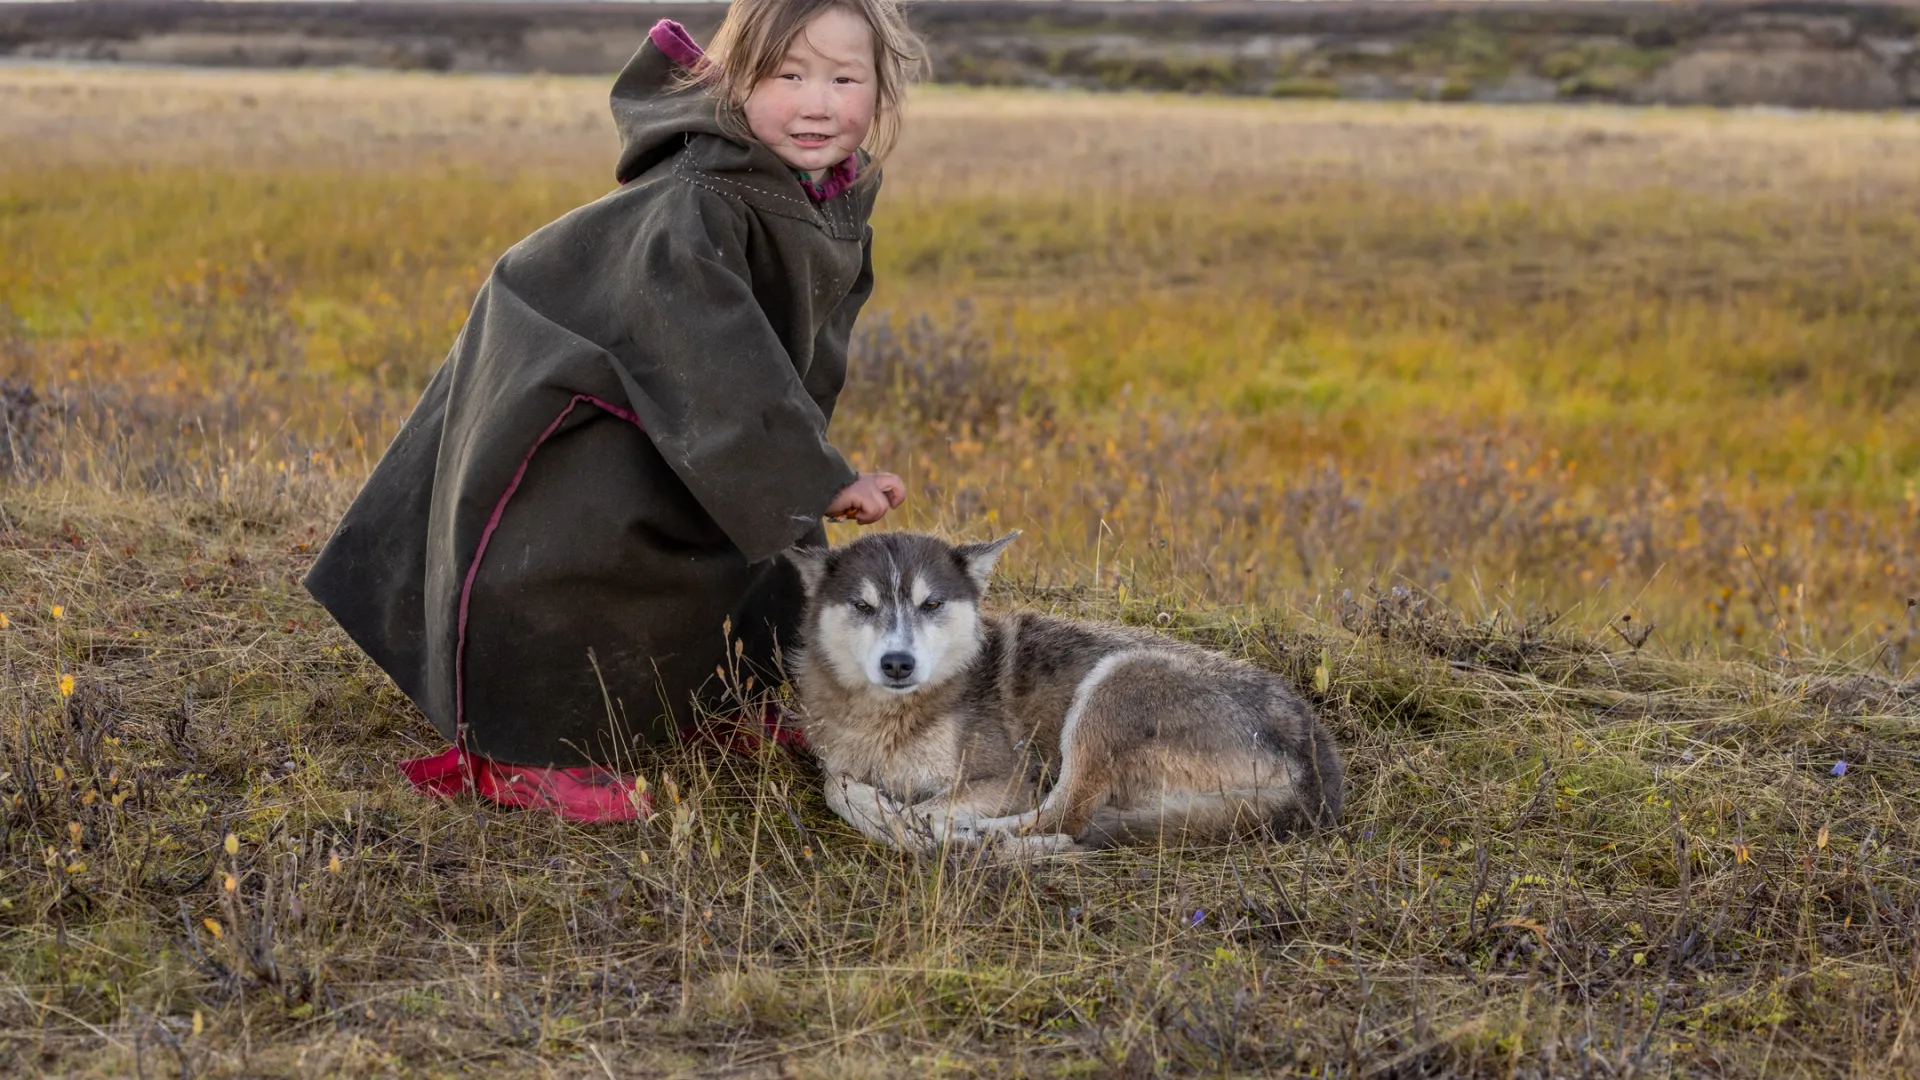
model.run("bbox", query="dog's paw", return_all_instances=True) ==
[918,810,987,846]
[929,811,1071,851]
[969,811,1034,832]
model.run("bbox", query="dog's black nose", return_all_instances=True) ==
[880,652,916,680]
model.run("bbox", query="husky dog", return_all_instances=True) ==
[786,532,1342,856]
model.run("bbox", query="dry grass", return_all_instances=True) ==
[1,66,1918,1077]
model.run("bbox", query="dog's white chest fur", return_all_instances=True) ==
[810,709,970,804]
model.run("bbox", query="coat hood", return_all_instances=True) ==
[610,20,724,186]
[609,20,861,200]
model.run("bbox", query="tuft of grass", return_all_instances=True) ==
[1,67,1918,1075]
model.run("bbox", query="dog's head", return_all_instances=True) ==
[787,531,1019,696]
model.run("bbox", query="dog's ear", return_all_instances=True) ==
[785,545,831,595]
[955,530,1020,589]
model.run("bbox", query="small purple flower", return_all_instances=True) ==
[1067,906,1083,920]
[1363,831,1374,840]
[1831,761,1849,777]
[1190,909,1206,927]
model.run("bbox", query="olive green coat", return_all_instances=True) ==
[304,32,876,765]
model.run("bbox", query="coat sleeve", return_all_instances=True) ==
[609,190,860,564]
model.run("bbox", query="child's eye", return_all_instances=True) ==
[850,599,875,614]
[920,599,943,612]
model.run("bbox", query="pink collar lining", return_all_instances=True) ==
[647,19,859,205]
[796,155,860,202]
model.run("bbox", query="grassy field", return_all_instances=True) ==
[1,66,1918,1077]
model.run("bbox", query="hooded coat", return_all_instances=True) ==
[304,22,877,766]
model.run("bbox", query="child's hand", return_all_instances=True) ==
[826,472,905,525]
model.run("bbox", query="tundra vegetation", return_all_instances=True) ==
[0,68,1916,1077]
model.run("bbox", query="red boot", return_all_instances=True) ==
[397,745,653,824]
[398,705,805,822]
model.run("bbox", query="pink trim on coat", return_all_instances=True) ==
[453,394,643,748]
[406,388,815,818]
[648,18,706,70]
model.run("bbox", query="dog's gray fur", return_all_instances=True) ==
[786,532,1343,856]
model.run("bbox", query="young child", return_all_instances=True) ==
[303,0,924,823]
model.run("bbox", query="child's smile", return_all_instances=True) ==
[744,6,877,178]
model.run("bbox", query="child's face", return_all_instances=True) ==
[744,6,877,177]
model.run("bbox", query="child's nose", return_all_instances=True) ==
[799,83,833,118]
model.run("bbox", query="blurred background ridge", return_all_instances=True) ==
[3,0,1919,109]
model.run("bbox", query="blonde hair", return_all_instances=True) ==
[687,0,925,179]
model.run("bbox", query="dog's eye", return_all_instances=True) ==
[850,599,875,614]
[920,599,943,612]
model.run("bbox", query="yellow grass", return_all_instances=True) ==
[2,67,1918,1078]
[5,67,1917,655]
